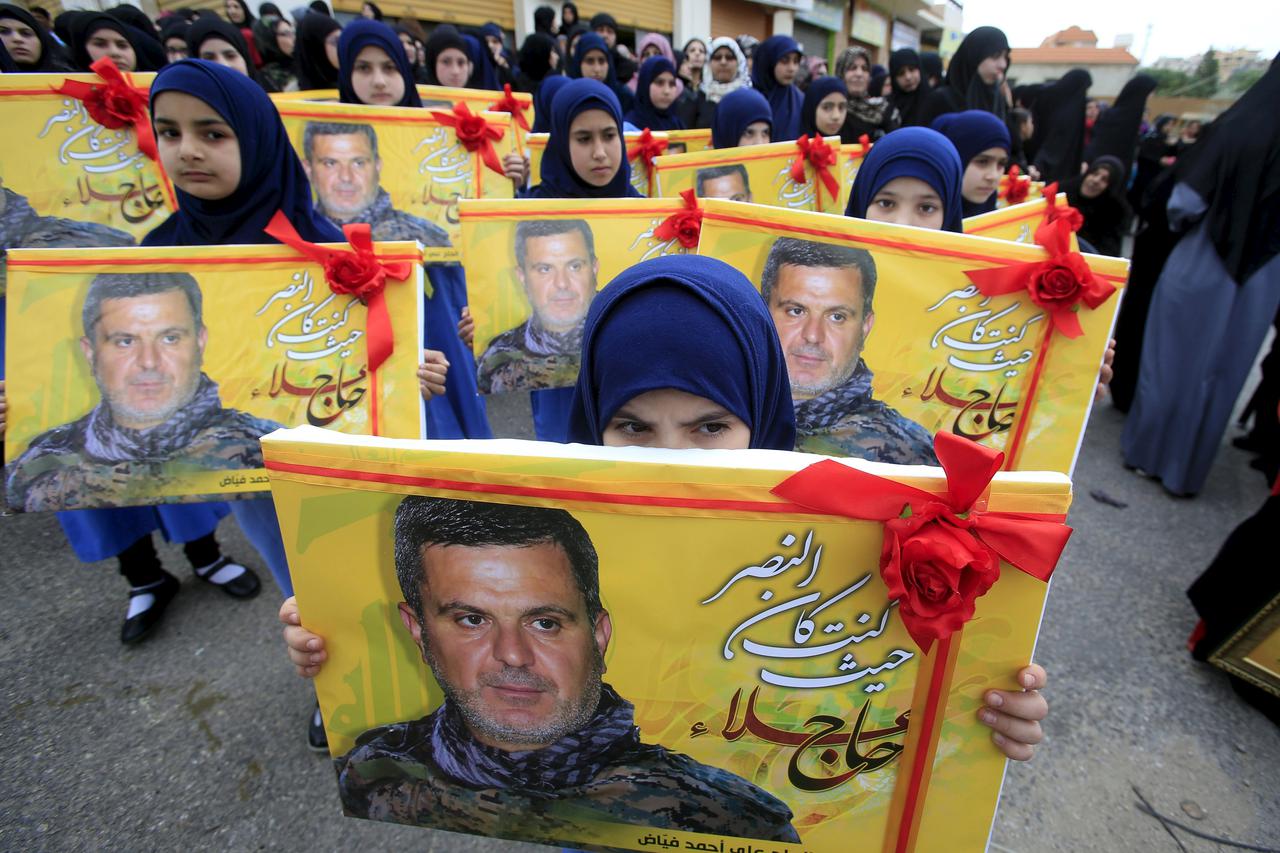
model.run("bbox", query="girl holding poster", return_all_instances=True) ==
[282,255,1053,767]
[709,87,771,149]
[750,35,803,142]
[930,109,1013,217]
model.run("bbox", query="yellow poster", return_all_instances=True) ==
[3,243,423,512]
[838,141,872,213]
[458,197,696,395]
[652,137,845,214]
[266,427,1073,853]
[964,193,1068,245]
[274,100,516,263]
[526,129,713,198]
[696,199,1128,474]
[273,85,533,127]
[0,72,172,295]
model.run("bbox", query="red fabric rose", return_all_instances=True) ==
[324,251,386,303]
[430,103,505,176]
[83,82,147,129]
[880,503,1002,648]
[654,189,702,249]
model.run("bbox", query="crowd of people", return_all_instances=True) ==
[1,0,1278,819]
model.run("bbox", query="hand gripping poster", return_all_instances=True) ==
[526,129,714,198]
[274,99,516,263]
[3,242,423,512]
[458,196,700,395]
[264,427,1074,853]
[963,192,1070,246]
[0,69,173,295]
[651,137,845,214]
[695,199,1128,474]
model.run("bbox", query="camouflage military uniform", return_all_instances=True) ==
[335,687,799,849]
[475,320,583,394]
[0,187,134,292]
[794,359,938,465]
[317,187,452,248]
[6,374,281,512]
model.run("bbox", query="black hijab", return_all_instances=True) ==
[1178,53,1280,282]
[70,12,164,72]
[422,24,468,86]
[0,36,17,71]
[1064,155,1130,257]
[517,32,558,85]
[224,0,255,27]
[1030,68,1092,184]
[926,26,1009,122]
[889,47,929,126]
[293,11,338,89]
[107,5,160,42]
[0,3,71,71]
[1083,74,1157,173]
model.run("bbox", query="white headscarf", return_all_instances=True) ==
[702,36,750,104]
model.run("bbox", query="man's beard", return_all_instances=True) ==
[96,363,203,429]
[320,186,376,220]
[788,345,858,398]
[424,640,605,749]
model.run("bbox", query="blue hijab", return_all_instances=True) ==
[532,74,570,133]
[144,60,343,247]
[711,88,771,149]
[751,35,803,142]
[570,32,634,110]
[930,110,1011,216]
[529,78,640,199]
[800,75,847,138]
[624,55,685,131]
[566,255,796,450]
[337,19,423,107]
[844,126,965,233]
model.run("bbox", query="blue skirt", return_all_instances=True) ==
[56,503,231,564]
[423,265,492,440]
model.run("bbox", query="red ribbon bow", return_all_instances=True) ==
[627,128,667,196]
[51,57,157,161]
[430,102,506,179]
[264,211,413,375]
[789,134,840,210]
[490,84,530,131]
[858,132,871,158]
[962,194,1115,339]
[771,432,1072,651]
[653,189,702,249]
[1000,164,1030,205]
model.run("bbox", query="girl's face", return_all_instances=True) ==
[397,31,414,60]
[1084,100,1099,122]
[710,46,737,83]
[361,3,377,18]
[843,55,869,96]
[815,91,846,136]
[323,28,340,69]
[579,47,608,81]
[87,28,136,71]
[275,20,295,56]
[198,37,249,76]
[1080,166,1111,199]
[225,0,245,24]
[738,120,770,146]
[649,70,679,110]
[415,41,426,66]
[684,40,706,69]
[962,146,1008,204]
[154,91,242,201]
[604,388,750,450]
[865,176,945,229]
[0,17,41,65]
[352,45,404,105]
[568,108,620,187]
[976,52,1007,85]
[435,46,471,87]
[165,36,189,64]
[640,43,661,60]
[773,51,800,86]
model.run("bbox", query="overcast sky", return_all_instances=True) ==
[960,0,1280,64]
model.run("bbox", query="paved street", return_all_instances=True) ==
[2,392,1277,852]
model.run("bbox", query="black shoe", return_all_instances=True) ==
[121,572,181,645]
[193,557,261,599]
[308,704,329,753]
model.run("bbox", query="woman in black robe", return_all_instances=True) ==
[919,26,1009,125]
[1029,68,1091,185]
